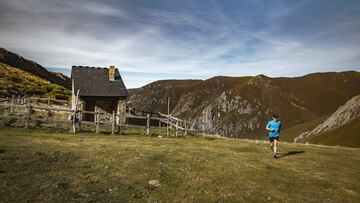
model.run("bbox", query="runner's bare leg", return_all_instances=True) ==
[273,140,278,156]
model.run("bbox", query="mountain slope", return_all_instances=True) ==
[307,118,360,147]
[128,71,360,139]
[294,94,360,147]
[128,79,203,114]
[0,47,70,88]
[306,94,360,135]
[0,63,71,99]
[281,115,330,143]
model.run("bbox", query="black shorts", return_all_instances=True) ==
[269,137,279,142]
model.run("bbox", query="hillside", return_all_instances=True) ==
[0,63,71,99]
[281,115,329,143]
[128,71,360,139]
[293,94,360,147]
[128,79,203,113]
[0,47,71,88]
[306,94,360,136]
[307,118,360,147]
[0,128,359,202]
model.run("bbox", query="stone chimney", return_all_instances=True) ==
[109,65,115,81]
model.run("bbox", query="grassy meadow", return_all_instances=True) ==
[0,128,359,202]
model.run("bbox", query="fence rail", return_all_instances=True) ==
[0,96,204,136]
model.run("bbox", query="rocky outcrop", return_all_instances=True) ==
[297,94,360,141]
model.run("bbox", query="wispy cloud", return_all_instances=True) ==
[0,0,359,88]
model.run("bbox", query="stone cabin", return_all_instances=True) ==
[71,66,128,121]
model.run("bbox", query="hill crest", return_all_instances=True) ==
[128,71,360,139]
[0,47,70,88]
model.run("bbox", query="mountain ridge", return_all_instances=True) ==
[128,71,360,139]
[0,47,71,88]
[0,63,71,99]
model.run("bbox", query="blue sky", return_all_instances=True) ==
[0,0,359,88]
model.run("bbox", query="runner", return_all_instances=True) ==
[265,114,281,158]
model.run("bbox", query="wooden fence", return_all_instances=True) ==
[0,96,204,136]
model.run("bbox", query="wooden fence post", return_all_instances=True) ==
[111,111,115,135]
[118,113,121,134]
[146,114,150,135]
[72,109,76,133]
[78,111,82,132]
[127,107,130,126]
[175,119,179,137]
[202,121,205,137]
[167,97,170,136]
[72,89,80,133]
[25,99,31,129]
[184,120,187,135]
[166,116,170,136]
[95,109,99,134]
[10,96,14,113]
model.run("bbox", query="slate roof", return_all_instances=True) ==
[71,66,128,97]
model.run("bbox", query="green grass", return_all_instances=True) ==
[0,128,360,202]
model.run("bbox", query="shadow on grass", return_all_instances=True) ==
[276,150,305,159]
